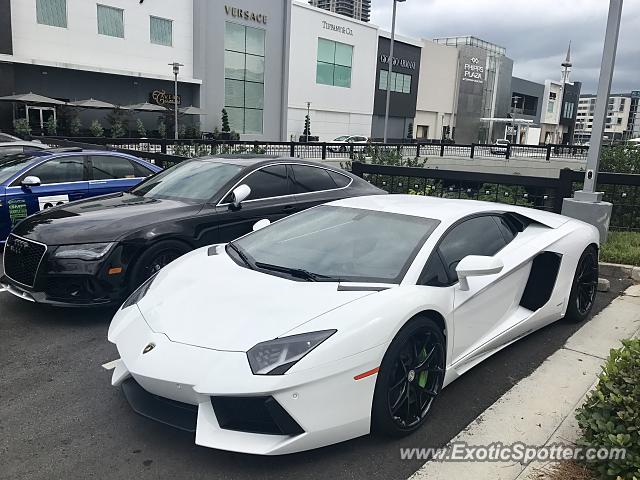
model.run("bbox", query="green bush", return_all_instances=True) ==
[69,117,82,136]
[13,118,31,137]
[44,116,57,136]
[110,120,125,138]
[158,121,167,139]
[576,338,640,479]
[136,118,146,138]
[89,120,104,137]
[600,144,640,174]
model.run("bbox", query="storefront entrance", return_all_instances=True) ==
[26,105,56,131]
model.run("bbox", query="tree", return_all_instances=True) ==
[303,114,311,137]
[221,109,230,133]
[599,144,640,174]
[89,120,104,137]
[13,118,31,138]
[45,116,58,136]
[136,118,147,138]
[158,121,167,139]
[69,117,82,136]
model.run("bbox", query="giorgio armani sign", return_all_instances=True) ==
[379,54,416,71]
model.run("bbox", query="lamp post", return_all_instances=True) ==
[383,0,406,144]
[561,0,623,242]
[169,62,184,140]
[306,101,311,143]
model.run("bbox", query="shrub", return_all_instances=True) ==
[136,118,146,138]
[178,124,187,139]
[89,120,104,137]
[44,116,57,136]
[110,120,125,138]
[69,117,82,136]
[13,118,31,138]
[158,121,167,139]
[600,144,640,174]
[576,338,640,479]
[221,109,230,133]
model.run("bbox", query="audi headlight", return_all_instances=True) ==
[121,273,157,310]
[247,330,336,375]
[53,243,114,260]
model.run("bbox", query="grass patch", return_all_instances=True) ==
[600,231,640,266]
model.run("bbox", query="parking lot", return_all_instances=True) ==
[0,255,631,480]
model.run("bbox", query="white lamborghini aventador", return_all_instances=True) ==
[107,195,600,455]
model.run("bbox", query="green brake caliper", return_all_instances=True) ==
[418,346,429,388]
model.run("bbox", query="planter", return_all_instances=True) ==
[214,131,240,141]
[298,136,319,143]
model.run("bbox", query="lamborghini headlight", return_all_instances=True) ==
[246,330,337,375]
[53,242,114,260]
[121,273,157,310]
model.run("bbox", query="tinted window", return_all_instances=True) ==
[0,155,38,184]
[27,156,85,184]
[327,170,351,188]
[243,165,290,200]
[495,216,517,243]
[131,160,242,202]
[91,155,138,180]
[438,216,507,282]
[291,165,337,193]
[420,253,450,287]
[131,161,154,178]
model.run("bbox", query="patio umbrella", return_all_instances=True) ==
[68,98,118,109]
[123,102,168,112]
[0,92,67,105]
[179,106,207,115]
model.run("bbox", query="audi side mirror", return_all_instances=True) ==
[252,219,271,232]
[456,255,504,291]
[22,176,41,188]
[231,184,251,209]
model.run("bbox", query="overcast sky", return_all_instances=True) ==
[370,0,639,94]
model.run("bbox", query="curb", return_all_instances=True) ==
[599,262,640,282]
[408,284,640,480]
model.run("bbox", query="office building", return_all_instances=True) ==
[309,0,370,22]
[576,92,640,142]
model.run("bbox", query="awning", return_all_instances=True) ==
[68,98,119,109]
[179,106,207,115]
[123,102,168,112]
[0,92,67,105]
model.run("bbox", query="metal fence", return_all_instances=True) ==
[351,162,640,232]
[37,137,590,163]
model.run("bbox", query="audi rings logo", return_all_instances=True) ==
[8,237,29,255]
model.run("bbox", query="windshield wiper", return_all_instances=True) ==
[227,243,254,269]
[254,262,337,282]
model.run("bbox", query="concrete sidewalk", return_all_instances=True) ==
[409,284,640,480]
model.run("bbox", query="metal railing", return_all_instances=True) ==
[37,136,590,163]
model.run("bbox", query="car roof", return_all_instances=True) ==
[0,141,46,147]
[194,156,351,172]
[328,194,569,228]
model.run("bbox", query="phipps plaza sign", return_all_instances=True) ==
[463,57,485,84]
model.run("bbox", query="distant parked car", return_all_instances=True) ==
[0,141,48,158]
[0,132,21,142]
[330,135,369,153]
[490,139,510,155]
[0,148,161,243]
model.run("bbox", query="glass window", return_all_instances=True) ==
[224,22,265,134]
[316,38,353,88]
[36,0,67,28]
[379,69,388,90]
[97,4,124,38]
[547,100,555,114]
[0,146,25,156]
[378,70,411,94]
[291,165,337,193]
[438,216,507,282]
[131,160,242,202]
[243,165,289,200]
[327,170,351,188]
[90,155,139,180]
[28,156,85,184]
[233,206,440,283]
[150,16,172,46]
[419,254,450,287]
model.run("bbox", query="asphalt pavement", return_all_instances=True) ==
[0,256,631,480]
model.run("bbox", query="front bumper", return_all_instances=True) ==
[109,305,385,455]
[1,241,132,307]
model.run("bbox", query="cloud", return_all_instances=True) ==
[370,0,640,93]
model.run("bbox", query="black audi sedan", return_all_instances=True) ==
[1,157,384,307]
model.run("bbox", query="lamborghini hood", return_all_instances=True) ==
[133,246,375,351]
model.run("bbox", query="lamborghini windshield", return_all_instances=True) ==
[231,206,439,283]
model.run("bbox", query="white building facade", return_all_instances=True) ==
[287,1,378,142]
[575,93,638,142]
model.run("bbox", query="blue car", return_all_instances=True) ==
[0,148,161,243]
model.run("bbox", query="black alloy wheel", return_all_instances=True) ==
[372,317,446,436]
[565,245,599,322]
[129,240,190,291]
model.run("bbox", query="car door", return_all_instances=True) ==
[88,154,154,197]
[289,164,350,211]
[427,215,525,366]
[4,154,89,225]
[215,164,296,242]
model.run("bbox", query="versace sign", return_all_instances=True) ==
[225,5,267,24]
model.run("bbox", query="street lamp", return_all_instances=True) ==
[561,0,623,242]
[383,0,406,144]
[306,101,311,143]
[168,62,184,140]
